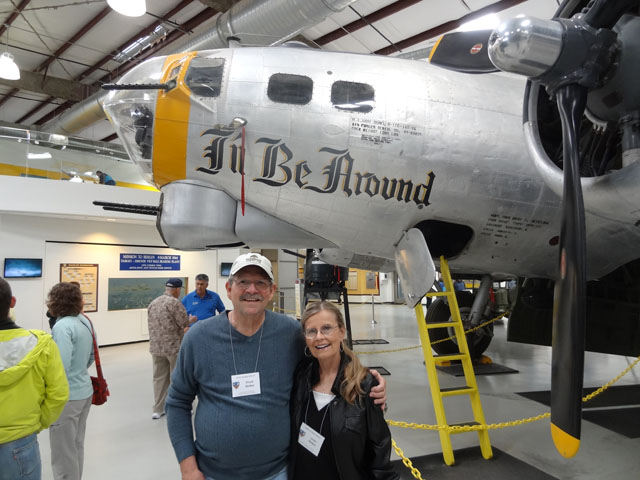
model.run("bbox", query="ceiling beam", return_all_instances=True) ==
[0,70,99,101]
[374,0,526,55]
[314,0,421,46]
[95,8,219,87]
[18,0,199,125]
[34,7,218,126]
[76,0,198,82]
[2,5,110,116]
[0,0,31,38]
[37,6,112,73]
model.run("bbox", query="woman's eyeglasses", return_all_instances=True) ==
[304,325,339,340]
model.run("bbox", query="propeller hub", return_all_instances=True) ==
[488,16,563,78]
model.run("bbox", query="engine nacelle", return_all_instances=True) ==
[157,180,336,250]
[523,14,640,225]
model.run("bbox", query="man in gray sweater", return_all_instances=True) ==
[166,253,386,480]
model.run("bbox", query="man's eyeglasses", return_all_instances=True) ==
[304,325,339,340]
[234,279,272,291]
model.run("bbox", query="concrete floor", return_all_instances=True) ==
[37,303,640,479]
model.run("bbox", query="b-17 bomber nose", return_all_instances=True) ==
[102,56,168,185]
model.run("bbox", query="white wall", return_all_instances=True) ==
[0,175,247,344]
[1,212,241,345]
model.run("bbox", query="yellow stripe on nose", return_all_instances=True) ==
[153,52,197,187]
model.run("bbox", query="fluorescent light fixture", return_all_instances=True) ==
[107,0,146,17]
[0,52,20,80]
[27,152,52,160]
[459,13,500,32]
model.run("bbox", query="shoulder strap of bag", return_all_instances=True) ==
[80,314,104,380]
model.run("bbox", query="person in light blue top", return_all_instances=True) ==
[48,282,95,480]
[181,273,226,323]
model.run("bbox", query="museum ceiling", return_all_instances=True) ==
[0,0,558,143]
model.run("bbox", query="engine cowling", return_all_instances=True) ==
[523,14,640,224]
[157,180,336,250]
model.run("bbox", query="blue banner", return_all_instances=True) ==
[120,253,181,271]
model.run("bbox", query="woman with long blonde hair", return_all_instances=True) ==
[289,301,398,479]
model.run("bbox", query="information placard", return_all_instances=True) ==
[60,263,99,312]
[119,253,180,271]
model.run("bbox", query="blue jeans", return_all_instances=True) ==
[0,433,42,480]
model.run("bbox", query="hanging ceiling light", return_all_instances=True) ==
[107,0,146,17]
[0,52,20,80]
[0,26,20,81]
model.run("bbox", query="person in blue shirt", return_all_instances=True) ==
[181,273,225,323]
[96,170,116,186]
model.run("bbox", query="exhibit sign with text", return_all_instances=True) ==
[60,263,99,312]
[119,253,180,271]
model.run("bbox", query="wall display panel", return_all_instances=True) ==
[220,262,232,277]
[4,258,42,278]
[60,263,99,312]
[108,277,188,311]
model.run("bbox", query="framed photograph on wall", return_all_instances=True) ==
[107,277,188,311]
[60,263,99,313]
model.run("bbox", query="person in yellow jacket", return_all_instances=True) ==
[0,278,69,480]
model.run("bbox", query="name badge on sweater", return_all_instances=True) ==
[298,422,324,456]
[231,372,261,397]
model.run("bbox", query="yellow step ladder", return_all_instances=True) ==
[414,255,493,465]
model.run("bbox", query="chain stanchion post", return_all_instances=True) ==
[371,293,377,324]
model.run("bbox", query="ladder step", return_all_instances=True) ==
[426,292,449,298]
[449,421,480,433]
[440,386,476,397]
[426,321,458,329]
[433,353,465,362]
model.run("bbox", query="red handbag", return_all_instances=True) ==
[84,315,110,406]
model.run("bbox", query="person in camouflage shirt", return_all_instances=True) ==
[147,278,189,419]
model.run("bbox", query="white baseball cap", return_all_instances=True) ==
[230,253,274,281]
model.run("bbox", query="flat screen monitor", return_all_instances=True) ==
[4,258,43,278]
[220,262,232,277]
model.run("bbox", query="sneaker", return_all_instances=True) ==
[151,412,165,419]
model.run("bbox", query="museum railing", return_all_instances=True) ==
[0,125,156,191]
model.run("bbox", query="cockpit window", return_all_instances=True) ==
[267,73,313,105]
[331,81,374,113]
[169,65,181,79]
[185,57,225,97]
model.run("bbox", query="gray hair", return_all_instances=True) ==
[196,273,209,282]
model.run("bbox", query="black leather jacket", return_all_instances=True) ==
[289,352,399,480]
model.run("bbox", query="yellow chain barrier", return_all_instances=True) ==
[355,311,508,354]
[392,438,426,480]
[387,353,640,435]
[387,354,639,479]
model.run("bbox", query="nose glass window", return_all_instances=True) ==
[185,57,225,97]
[304,325,339,339]
[234,279,271,291]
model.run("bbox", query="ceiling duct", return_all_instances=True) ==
[42,0,356,136]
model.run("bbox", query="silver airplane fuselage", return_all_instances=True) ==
[103,47,640,280]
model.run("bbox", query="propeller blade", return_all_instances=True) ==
[550,84,588,458]
[429,30,498,74]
